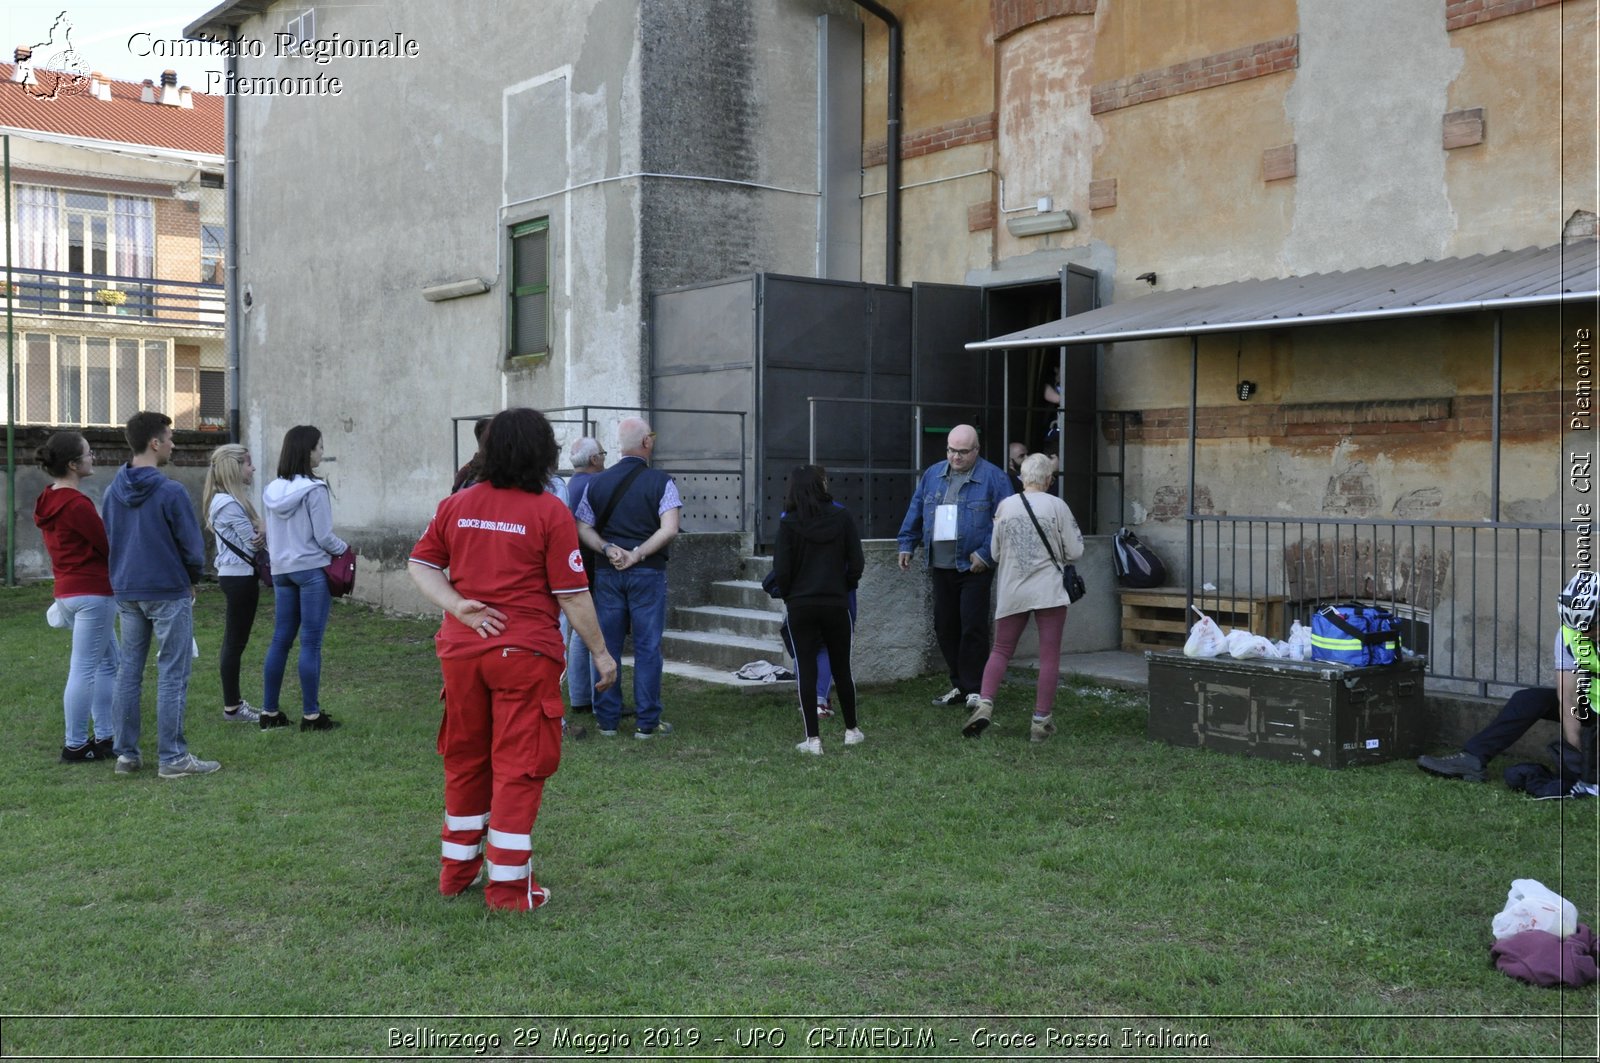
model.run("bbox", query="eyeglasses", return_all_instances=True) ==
[946,446,976,457]
[75,451,95,462]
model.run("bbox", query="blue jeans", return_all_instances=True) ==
[567,621,594,708]
[263,568,331,717]
[59,594,119,746]
[593,566,667,733]
[112,597,194,766]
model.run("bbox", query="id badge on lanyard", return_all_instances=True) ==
[934,503,959,542]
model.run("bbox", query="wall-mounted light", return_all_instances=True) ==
[1135,271,1157,286]
[422,278,491,302]
[1237,380,1257,401]
[1005,210,1077,238]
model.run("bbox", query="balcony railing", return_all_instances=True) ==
[1,268,224,329]
[1187,514,1572,698]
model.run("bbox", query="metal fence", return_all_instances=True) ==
[452,405,748,534]
[1188,514,1570,696]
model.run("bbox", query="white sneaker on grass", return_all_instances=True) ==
[158,753,221,778]
[223,701,261,723]
[843,728,865,746]
[795,737,822,755]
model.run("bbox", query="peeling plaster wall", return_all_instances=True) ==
[1283,0,1463,272]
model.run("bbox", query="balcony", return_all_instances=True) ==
[2,268,224,329]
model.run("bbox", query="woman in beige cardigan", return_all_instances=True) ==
[963,452,1085,742]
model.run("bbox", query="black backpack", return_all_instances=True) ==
[1113,526,1168,588]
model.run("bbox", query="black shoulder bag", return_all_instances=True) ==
[1019,493,1086,603]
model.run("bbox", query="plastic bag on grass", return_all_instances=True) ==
[1492,879,1577,940]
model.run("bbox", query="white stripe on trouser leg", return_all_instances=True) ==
[487,827,531,850]
[444,811,489,831]
[487,859,532,882]
[441,841,483,861]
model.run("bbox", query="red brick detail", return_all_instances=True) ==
[864,112,998,168]
[1442,107,1486,149]
[1089,36,1300,115]
[1088,177,1117,210]
[1102,393,1565,444]
[968,201,996,232]
[992,0,1096,41]
[1446,0,1564,32]
[1262,143,1297,182]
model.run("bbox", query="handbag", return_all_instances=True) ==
[1018,493,1086,603]
[1113,526,1168,587]
[324,548,357,598]
[217,532,273,589]
[1310,602,1401,666]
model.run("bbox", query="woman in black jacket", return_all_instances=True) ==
[773,465,865,754]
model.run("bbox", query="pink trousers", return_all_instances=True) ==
[979,606,1067,716]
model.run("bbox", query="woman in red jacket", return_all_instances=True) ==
[34,431,119,763]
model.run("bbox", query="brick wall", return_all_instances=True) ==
[1103,392,1564,444]
[1445,0,1565,31]
[1090,35,1299,115]
[864,112,997,168]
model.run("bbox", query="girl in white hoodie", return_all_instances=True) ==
[260,425,348,731]
[203,444,265,723]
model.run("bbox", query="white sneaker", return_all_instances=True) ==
[965,693,982,709]
[795,736,822,755]
[843,728,865,746]
[223,701,261,723]
[931,687,964,706]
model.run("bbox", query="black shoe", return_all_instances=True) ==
[301,713,341,732]
[571,703,593,715]
[91,737,114,759]
[1416,751,1486,782]
[259,711,291,730]
[60,743,100,763]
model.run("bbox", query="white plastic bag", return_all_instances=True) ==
[1491,878,1577,940]
[1183,608,1226,658]
[1225,629,1276,659]
[1287,619,1313,661]
[46,601,69,629]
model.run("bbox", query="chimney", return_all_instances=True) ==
[140,78,155,103]
[179,85,193,108]
[11,45,33,84]
[95,72,112,101]
[88,70,103,99]
[159,68,179,106]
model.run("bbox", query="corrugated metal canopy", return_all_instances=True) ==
[969,241,1599,350]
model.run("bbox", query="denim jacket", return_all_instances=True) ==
[896,457,1014,570]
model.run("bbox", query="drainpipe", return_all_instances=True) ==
[224,34,241,442]
[5,134,14,586]
[851,0,901,286]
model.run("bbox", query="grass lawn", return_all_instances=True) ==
[1,579,1597,1059]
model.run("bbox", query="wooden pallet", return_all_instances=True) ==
[1121,588,1289,651]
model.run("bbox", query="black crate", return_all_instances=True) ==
[1146,651,1425,768]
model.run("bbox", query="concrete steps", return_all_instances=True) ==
[657,555,792,688]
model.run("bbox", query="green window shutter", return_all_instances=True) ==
[510,219,549,358]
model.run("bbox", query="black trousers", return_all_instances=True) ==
[218,574,261,706]
[930,566,994,696]
[787,600,857,738]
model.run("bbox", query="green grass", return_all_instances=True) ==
[1,580,1597,1058]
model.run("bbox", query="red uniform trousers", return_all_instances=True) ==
[437,646,564,911]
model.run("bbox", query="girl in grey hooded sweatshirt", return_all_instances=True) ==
[259,425,348,732]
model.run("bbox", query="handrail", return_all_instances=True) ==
[451,404,748,532]
[4,266,224,330]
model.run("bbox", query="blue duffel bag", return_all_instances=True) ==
[1310,602,1402,666]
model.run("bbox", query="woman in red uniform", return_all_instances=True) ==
[408,408,616,911]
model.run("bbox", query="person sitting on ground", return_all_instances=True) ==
[1417,571,1598,794]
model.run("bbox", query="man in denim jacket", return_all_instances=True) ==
[897,424,1014,709]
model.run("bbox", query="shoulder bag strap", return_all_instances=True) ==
[593,461,650,540]
[1018,493,1062,571]
[217,531,256,564]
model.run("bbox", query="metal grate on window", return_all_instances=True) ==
[510,218,549,357]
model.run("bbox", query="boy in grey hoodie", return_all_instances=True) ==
[103,411,219,778]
